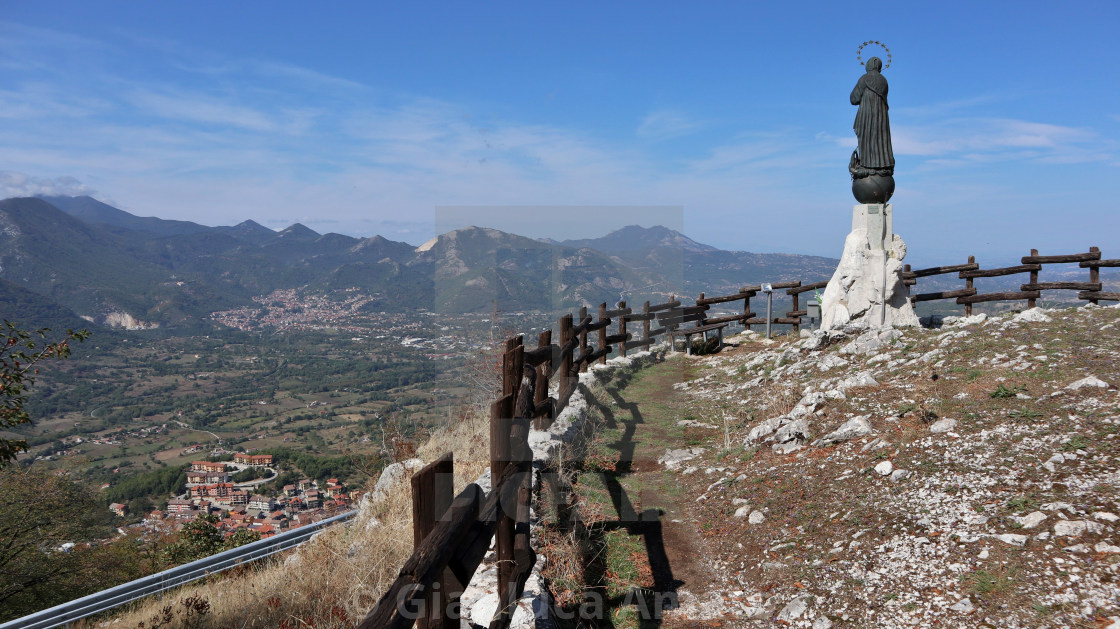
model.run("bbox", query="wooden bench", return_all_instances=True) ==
[656,305,728,355]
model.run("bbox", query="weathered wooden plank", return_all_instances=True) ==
[647,299,682,313]
[1022,251,1101,264]
[959,264,1041,278]
[1078,291,1120,302]
[411,453,455,629]
[912,288,978,302]
[568,315,595,336]
[446,464,521,586]
[1080,258,1120,268]
[622,312,656,322]
[358,484,483,629]
[787,309,808,317]
[603,306,632,318]
[523,344,556,368]
[574,345,610,367]
[956,290,1041,304]
[903,278,917,286]
[771,317,802,325]
[740,280,801,293]
[696,292,750,306]
[786,280,830,295]
[701,313,758,326]
[603,332,631,345]
[647,326,668,338]
[903,263,979,279]
[1021,282,1102,291]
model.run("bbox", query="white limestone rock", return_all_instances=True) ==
[777,595,809,622]
[815,415,873,446]
[1012,308,1052,324]
[1066,376,1111,390]
[659,447,705,470]
[1018,511,1047,529]
[874,460,894,476]
[773,418,810,444]
[745,416,784,445]
[820,205,918,331]
[929,418,958,433]
[1054,520,1106,537]
[365,458,424,505]
[950,598,975,613]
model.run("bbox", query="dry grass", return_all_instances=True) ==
[96,406,493,628]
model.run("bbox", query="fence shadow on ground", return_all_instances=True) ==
[547,378,684,628]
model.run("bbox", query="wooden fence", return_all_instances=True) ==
[358,244,1117,627]
[904,246,1120,316]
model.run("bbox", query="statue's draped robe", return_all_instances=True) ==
[851,70,894,170]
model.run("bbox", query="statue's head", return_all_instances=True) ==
[866,57,883,72]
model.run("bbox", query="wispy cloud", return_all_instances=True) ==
[0,171,97,198]
[127,88,278,132]
[636,110,703,141]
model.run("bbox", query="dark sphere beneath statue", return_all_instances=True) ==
[852,174,895,204]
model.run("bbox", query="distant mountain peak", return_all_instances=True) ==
[278,223,320,239]
[561,224,716,254]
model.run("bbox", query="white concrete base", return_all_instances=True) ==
[820,203,919,330]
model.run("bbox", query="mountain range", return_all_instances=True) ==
[0,196,838,329]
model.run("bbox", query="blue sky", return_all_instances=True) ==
[1,1,1117,266]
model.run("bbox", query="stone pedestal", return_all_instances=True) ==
[820,203,918,330]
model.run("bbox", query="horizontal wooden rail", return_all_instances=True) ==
[696,292,749,306]
[622,312,656,322]
[702,313,758,326]
[1079,291,1120,301]
[647,299,682,313]
[603,306,632,318]
[956,290,1041,304]
[959,264,1041,278]
[787,280,829,295]
[1021,282,1102,291]
[1081,259,1120,268]
[903,263,979,279]
[569,315,596,336]
[740,280,801,292]
[913,288,977,302]
[1022,251,1100,264]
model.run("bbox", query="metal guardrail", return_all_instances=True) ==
[1,510,357,629]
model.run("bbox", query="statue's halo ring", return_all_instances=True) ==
[857,40,892,69]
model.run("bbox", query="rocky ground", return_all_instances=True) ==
[551,304,1120,628]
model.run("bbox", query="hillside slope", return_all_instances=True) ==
[646,304,1120,627]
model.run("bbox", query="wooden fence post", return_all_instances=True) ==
[489,395,514,627]
[558,314,574,405]
[1028,249,1039,309]
[1089,247,1100,305]
[740,292,750,332]
[533,330,551,430]
[617,301,628,358]
[965,256,975,317]
[597,303,608,365]
[411,453,455,629]
[578,306,589,373]
[791,291,800,333]
[642,301,651,349]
